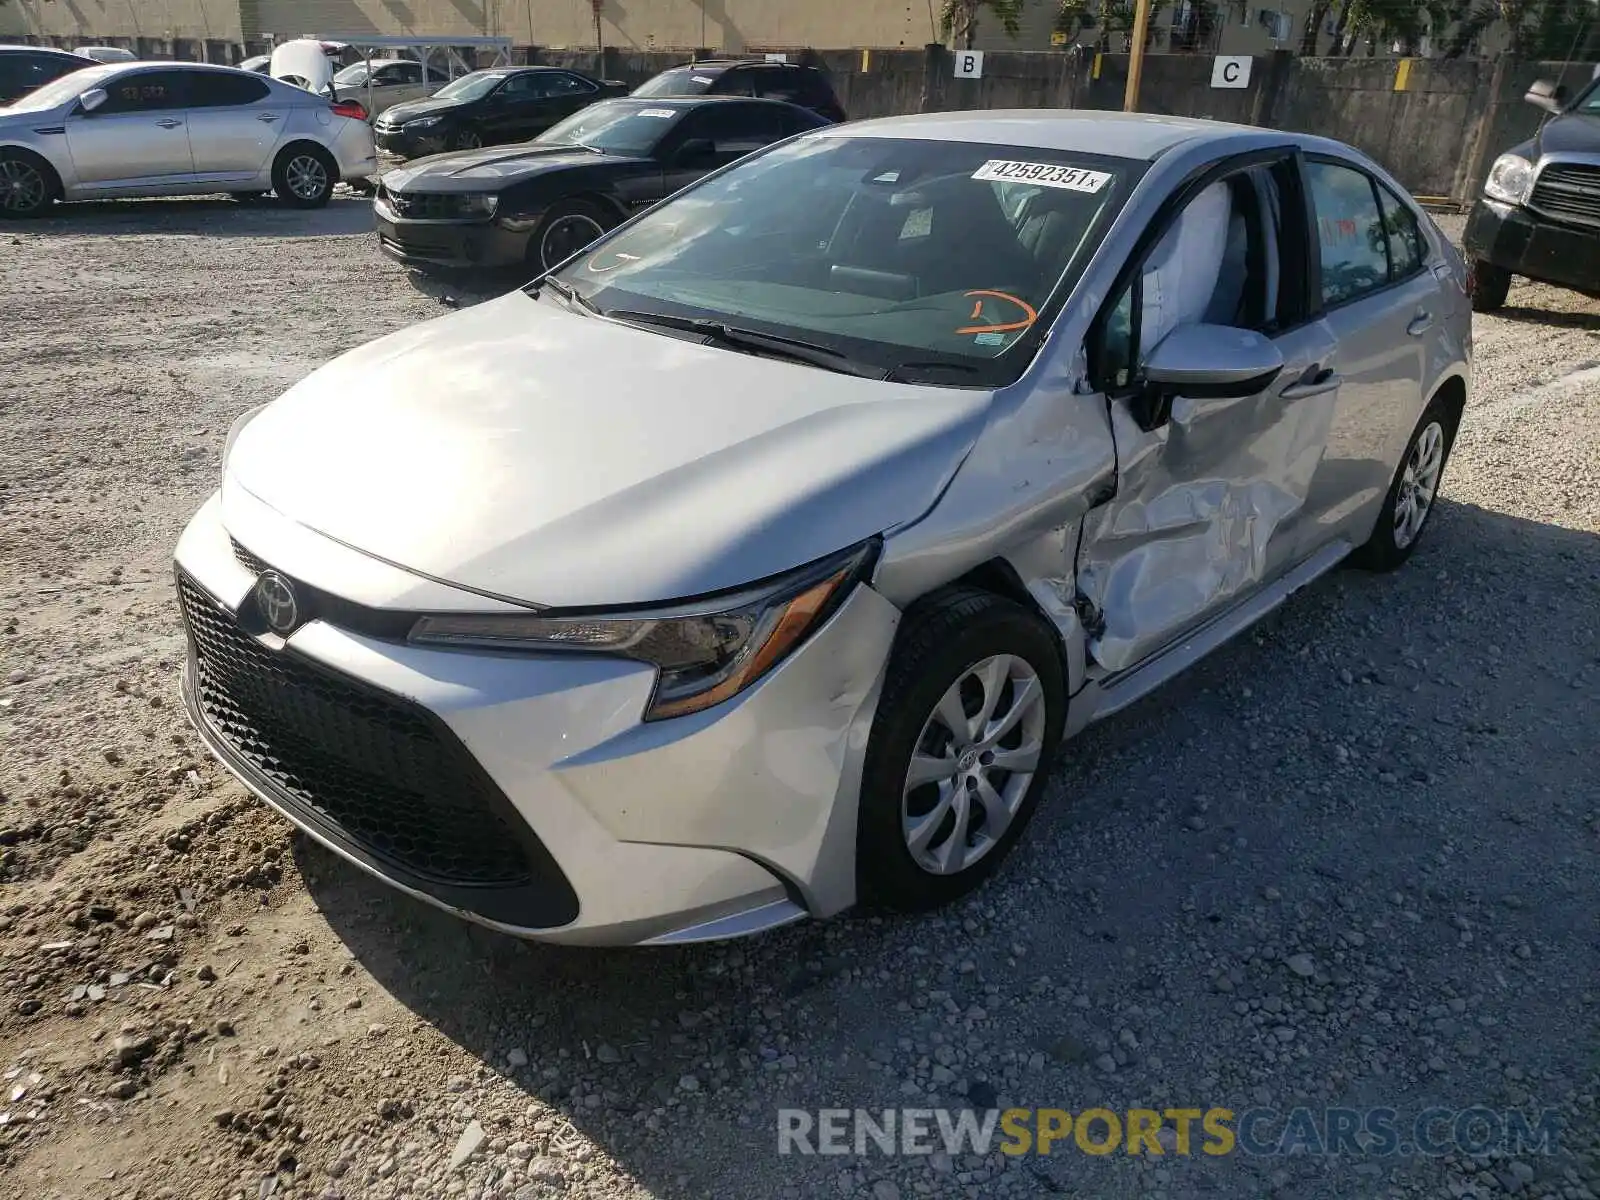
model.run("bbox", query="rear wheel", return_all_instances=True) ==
[1467,259,1511,312]
[856,588,1065,912]
[272,145,337,209]
[1350,398,1456,572]
[0,150,57,218]
[529,198,612,273]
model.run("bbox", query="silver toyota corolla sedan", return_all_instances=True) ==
[175,111,1470,946]
[0,61,376,216]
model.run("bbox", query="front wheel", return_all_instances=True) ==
[1467,259,1511,312]
[856,588,1065,912]
[272,145,337,209]
[1350,401,1456,572]
[529,198,612,273]
[451,127,483,151]
[0,150,57,218]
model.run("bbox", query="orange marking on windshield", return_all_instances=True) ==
[956,290,1037,335]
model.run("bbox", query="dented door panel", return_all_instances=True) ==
[1076,318,1341,674]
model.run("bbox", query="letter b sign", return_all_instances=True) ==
[954,50,984,79]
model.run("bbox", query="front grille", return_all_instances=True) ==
[177,576,536,887]
[1529,163,1600,227]
[381,188,480,220]
[231,538,269,576]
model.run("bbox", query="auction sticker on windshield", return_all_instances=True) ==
[638,109,676,118]
[971,160,1112,192]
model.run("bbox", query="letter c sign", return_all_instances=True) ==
[1211,55,1252,89]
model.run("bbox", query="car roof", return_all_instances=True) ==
[816,109,1268,160]
[0,44,96,59]
[604,94,816,112]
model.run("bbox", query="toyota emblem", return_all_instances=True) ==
[255,571,300,635]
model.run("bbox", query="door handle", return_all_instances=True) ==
[1280,369,1342,400]
[1406,311,1433,336]
[256,113,281,123]
[156,118,183,129]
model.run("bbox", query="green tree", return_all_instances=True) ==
[1054,0,1172,50]
[1444,0,1600,57]
[939,0,1029,48]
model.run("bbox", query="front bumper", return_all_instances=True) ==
[1464,196,1600,295]
[173,489,899,945]
[374,206,531,271]
[374,126,448,159]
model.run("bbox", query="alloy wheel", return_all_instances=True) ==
[1393,420,1444,549]
[900,654,1047,876]
[285,154,328,201]
[0,158,47,214]
[540,213,605,270]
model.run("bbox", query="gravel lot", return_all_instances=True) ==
[0,201,1597,1200]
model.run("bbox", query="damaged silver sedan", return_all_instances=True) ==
[174,110,1470,945]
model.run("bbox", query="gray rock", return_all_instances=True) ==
[1285,954,1316,978]
[449,1119,485,1170]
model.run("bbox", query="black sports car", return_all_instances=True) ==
[374,95,832,274]
[0,45,99,106]
[373,66,628,158]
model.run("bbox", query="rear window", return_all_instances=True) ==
[633,68,717,98]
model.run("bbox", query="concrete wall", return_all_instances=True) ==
[0,0,242,42]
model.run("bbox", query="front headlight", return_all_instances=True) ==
[1484,154,1535,205]
[221,403,268,481]
[408,540,879,721]
[404,116,444,131]
[458,192,498,217]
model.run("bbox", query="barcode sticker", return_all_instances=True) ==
[638,108,676,118]
[971,160,1112,192]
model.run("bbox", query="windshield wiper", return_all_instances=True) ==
[881,360,983,384]
[602,310,881,378]
[531,275,599,315]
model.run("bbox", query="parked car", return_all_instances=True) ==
[177,111,1469,946]
[373,66,629,157]
[0,45,98,107]
[375,95,827,273]
[0,62,376,216]
[1464,75,1600,311]
[331,57,451,121]
[73,46,138,64]
[239,55,271,75]
[633,57,846,123]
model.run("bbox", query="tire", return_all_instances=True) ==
[451,127,483,151]
[1350,398,1457,572]
[272,144,337,209]
[856,588,1066,912]
[528,198,613,274]
[0,149,58,219]
[1468,259,1511,312]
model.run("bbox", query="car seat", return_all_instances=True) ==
[1139,180,1232,360]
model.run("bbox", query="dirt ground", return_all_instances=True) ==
[0,201,1597,1200]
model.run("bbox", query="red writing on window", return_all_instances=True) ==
[1318,216,1358,246]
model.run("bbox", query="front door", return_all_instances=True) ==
[1075,153,1345,674]
[656,102,785,197]
[66,68,194,187]
[184,69,283,181]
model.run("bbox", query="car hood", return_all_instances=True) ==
[383,143,637,191]
[224,292,992,608]
[1534,111,1600,157]
[269,40,335,92]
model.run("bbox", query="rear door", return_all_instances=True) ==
[65,68,194,186]
[185,70,283,181]
[1290,155,1443,557]
[1075,150,1345,673]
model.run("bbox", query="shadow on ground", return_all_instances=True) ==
[21,194,375,238]
[1494,302,1600,332]
[296,497,1600,1198]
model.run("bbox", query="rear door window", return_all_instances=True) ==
[188,71,271,107]
[1306,159,1391,307]
[1376,182,1425,279]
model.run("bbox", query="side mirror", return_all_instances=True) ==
[79,88,107,113]
[674,137,717,167]
[1134,324,1284,429]
[1525,78,1567,114]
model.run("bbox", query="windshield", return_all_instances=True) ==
[432,71,508,102]
[2,65,113,112]
[547,134,1141,384]
[633,69,715,98]
[535,103,684,155]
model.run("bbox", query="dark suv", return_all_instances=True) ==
[0,45,98,106]
[632,59,846,123]
[1464,75,1600,311]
